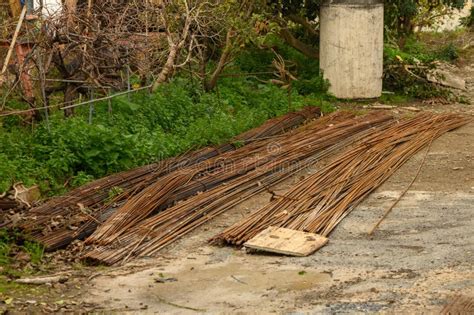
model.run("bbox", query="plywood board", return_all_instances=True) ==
[244,226,328,257]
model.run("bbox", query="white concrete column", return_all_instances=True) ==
[320,0,384,99]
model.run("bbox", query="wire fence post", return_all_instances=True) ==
[44,97,50,131]
[126,47,131,101]
[88,88,94,124]
[108,97,112,115]
[36,51,50,131]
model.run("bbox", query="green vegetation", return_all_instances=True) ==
[384,0,466,37]
[0,228,44,268]
[398,36,461,62]
[22,241,44,265]
[0,242,9,266]
[0,228,45,296]
[461,7,474,28]
[381,31,466,99]
[383,43,437,99]
[378,93,412,104]
[0,229,15,266]
[1,66,333,196]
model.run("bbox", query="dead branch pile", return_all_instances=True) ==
[210,113,470,245]
[2,0,238,115]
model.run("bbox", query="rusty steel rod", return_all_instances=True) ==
[19,107,321,250]
[82,112,393,265]
[211,113,470,247]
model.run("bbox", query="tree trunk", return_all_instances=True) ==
[205,31,233,91]
[64,0,78,25]
[8,0,22,17]
[151,12,192,92]
[279,28,319,59]
[63,84,77,117]
[151,44,179,91]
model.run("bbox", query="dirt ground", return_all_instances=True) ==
[77,79,474,313]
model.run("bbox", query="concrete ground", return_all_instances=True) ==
[83,105,474,313]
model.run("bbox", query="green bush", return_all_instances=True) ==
[437,43,459,61]
[0,228,44,268]
[0,229,14,266]
[0,76,332,196]
[0,243,10,266]
[234,36,329,97]
[383,43,451,99]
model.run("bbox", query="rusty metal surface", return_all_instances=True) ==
[83,111,392,265]
[211,113,470,246]
[18,107,321,250]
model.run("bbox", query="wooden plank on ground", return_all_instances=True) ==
[244,226,328,256]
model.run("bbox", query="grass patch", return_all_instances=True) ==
[0,276,50,298]
[0,228,45,273]
[22,241,44,265]
[0,278,28,294]
[417,29,474,62]
[379,93,413,104]
[0,243,10,266]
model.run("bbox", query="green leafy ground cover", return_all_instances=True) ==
[1,30,467,196]
[0,75,332,196]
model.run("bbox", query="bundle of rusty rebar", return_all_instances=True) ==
[84,111,350,245]
[37,110,351,251]
[82,111,393,265]
[210,113,470,246]
[20,107,321,249]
